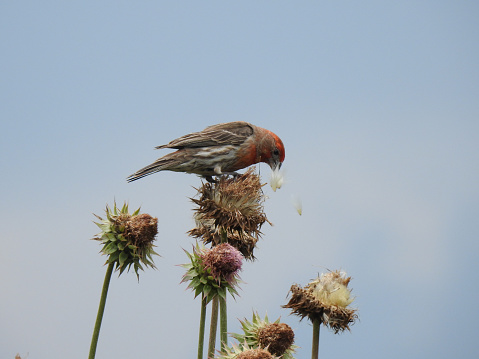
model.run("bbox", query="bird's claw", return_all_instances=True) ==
[205,176,218,183]
[204,172,240,183]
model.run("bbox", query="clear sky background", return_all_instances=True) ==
[1,1,478,358]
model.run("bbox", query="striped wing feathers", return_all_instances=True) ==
[156,121,253,149]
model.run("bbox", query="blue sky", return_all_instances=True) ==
[1,1,478,358]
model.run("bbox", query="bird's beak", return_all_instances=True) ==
[269,158,282,171]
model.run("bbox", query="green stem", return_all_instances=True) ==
[219,295,228,352]
[311,318,321,359]
[197,295,208,359]
[88,262,114,359]
[207,296,219,359]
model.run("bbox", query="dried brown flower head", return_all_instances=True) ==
[283,270,358,333]
[121,213,158,246]
[237,348,273,359]
[216,342,280,359]
[188,168,271,259]
[258,323,295,357]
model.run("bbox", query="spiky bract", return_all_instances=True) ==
[189,168,271,260]
[232,312,296,359]
[93,202,158,278]
[283,270,358,333]
[180,243,242,304]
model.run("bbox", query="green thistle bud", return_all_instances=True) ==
[93,202,159,279]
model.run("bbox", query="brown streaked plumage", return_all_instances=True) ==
[127,121,285,182]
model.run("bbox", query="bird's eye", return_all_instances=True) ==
[273,149,280,156]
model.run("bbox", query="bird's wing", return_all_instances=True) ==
[155,121,254,149]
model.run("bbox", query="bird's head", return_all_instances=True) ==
[262,131,285,171]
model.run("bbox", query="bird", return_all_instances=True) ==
[127,121,285,182]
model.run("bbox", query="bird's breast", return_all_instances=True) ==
[234,142,258,170]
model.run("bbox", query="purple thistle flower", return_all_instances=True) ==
[202,243,243,284]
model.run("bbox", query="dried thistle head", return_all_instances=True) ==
[188,168,271,260]
[283,270,358,333]
[237,348,275,359]
[232,312,296,359]
[216,343,277,359]
[93,202,158,279]
[180,243,242,303]
[258,323,295,357]
[307,271,354,307]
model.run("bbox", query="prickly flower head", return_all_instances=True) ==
[180,243,242,303]
[188,168,271,260]
[93,202,158,278]
[283,270,358,333]
[237,349,275,359]
[216,342,277,359]
[232,312,296,359]
[202,243,243,284]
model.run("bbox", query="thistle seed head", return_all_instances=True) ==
[257,323,295,357]
[122,213,158,246]
[237,348,273,359]
[283,270,358,333]
[189,168,271,260]
[215,343,278,359]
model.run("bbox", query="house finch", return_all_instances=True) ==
[127,121,285,182]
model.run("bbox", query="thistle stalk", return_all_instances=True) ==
[198,295,208,359]
[208,297,219,359]
[88,262,114,359]
[90,203,158,358]
[219,296,227,352]
[219,230,228,353]
[311,318,320,359]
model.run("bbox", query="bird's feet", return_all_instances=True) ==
[204,172,240,183]
[204,175,218,183]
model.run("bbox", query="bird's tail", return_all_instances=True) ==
[126,158,178,182]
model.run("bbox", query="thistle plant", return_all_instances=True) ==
[231,312,297,359]
[89,202,159,359]
[283,270,358,359]
[181,243,243,359]
[187,168,270,357]
[93,203,159,277]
